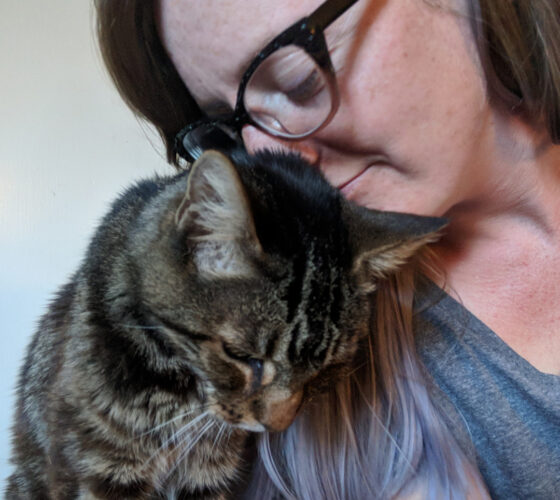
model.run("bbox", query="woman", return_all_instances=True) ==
[95,0,560,498]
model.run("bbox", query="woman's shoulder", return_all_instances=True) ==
[414,279,560,499]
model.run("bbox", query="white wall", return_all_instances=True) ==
[0,0,170,483]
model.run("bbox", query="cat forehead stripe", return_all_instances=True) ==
[286,241,345,365]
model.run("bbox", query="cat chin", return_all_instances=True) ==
[235,421,267,432]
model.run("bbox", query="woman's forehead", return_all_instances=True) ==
[158,0,325,107]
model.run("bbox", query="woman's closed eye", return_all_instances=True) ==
[284,69,325,104]
[249,46,325,101]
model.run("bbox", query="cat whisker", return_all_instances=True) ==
[209,421,229,456]
[138,405,210,438]
[166,418,217,481]
[224,425,234,444]
[176,417,216,454]
[143,411,211,469]
[164,410,211,445]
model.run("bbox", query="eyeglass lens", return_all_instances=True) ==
[243,45,336,138]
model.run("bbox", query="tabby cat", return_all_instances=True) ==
[7,149,444,499]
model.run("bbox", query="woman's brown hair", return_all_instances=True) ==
[474,0,560,143]
[95,0,199,165]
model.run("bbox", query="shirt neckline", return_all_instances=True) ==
[415,277,560,384]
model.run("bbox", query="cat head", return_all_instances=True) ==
[135,150,445,432]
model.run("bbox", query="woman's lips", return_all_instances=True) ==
[336,157,404,200]
[334,154,395,193]
[338,167,372,198]
[337,168,368,191]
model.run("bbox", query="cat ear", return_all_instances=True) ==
[342,200,447,293]
[175,150,261,278]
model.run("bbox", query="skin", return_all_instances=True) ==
[158,0,560,375]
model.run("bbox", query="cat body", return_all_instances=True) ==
[7,150,444,499]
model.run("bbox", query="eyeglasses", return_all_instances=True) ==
[174,0,360,163]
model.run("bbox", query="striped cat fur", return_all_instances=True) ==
[7,150,444,499]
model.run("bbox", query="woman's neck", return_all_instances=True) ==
[433,120,560,375]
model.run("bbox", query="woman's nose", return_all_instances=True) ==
[241,125,320,166]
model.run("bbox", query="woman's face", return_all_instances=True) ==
[158,0,494,217]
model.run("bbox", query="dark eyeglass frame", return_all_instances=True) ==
[174,0,360,163]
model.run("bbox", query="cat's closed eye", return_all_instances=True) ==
[248,358,264,392]
[222,342,264,393]
[221,342,252,363]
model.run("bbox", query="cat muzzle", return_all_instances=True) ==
[262,389,304,432]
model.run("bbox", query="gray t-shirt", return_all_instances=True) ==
[414,280,560,499]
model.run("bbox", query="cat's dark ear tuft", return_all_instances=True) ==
[342,200,447,293]
[175,150,261,278]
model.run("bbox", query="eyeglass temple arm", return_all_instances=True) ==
[310,0,360,29]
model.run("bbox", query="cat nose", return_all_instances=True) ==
[261,389,303,432]
[241,125,320,166]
